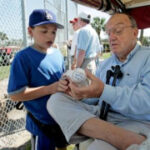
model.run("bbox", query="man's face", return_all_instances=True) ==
[72,20,80,31]
[105,14,138,61]
[72,22,77,31]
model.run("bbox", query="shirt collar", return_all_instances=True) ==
[126,43,140,61]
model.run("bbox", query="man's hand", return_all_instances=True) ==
[71,63,76,70]
[68,69,104,100]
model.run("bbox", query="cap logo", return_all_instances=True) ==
[45,11,53,20]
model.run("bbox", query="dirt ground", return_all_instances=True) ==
[0,130,31,150]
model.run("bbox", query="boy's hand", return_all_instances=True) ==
[57,78,70,93]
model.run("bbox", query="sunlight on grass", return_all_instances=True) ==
[102,52,111,59]
[67,144,75,150]
[0,66,10,80]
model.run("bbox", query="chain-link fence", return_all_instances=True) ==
[0,0,27,148]
[0,0,77,149]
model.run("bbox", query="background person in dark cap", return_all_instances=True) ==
[7,9,68,150]
[73,12,101,74]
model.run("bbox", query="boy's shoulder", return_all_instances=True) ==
[14,46,34,62]
[16,46,31,54]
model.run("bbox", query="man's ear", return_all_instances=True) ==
[134,28,138,37]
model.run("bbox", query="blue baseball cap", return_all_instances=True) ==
[29,9,64,29]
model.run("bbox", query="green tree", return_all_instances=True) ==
[142,36,150,46]
[91,17,106,42]
[0,32,8,41]
[0,32,9,46]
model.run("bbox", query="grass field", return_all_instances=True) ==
[67,145,75,150]
[102,52,111,59]
[0,65,10,80]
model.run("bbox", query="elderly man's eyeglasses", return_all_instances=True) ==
[106,25,134,36]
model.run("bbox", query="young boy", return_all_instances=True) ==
[7,9,68,150]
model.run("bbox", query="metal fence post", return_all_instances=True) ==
[65,0,71,69]
[21,0,27,47]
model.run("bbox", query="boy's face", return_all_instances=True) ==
[28,24,57,51]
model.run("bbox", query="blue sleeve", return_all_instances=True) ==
[77,29,90,51]
[100,55,150,117]
[7,53,30,95]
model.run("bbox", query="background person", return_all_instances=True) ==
[47,13,150,150]
[7,9,68,150]
[69,18,81,69]
[95,44,104,67]
[75,12,101,74]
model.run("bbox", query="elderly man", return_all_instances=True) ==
[47,13,150,150]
